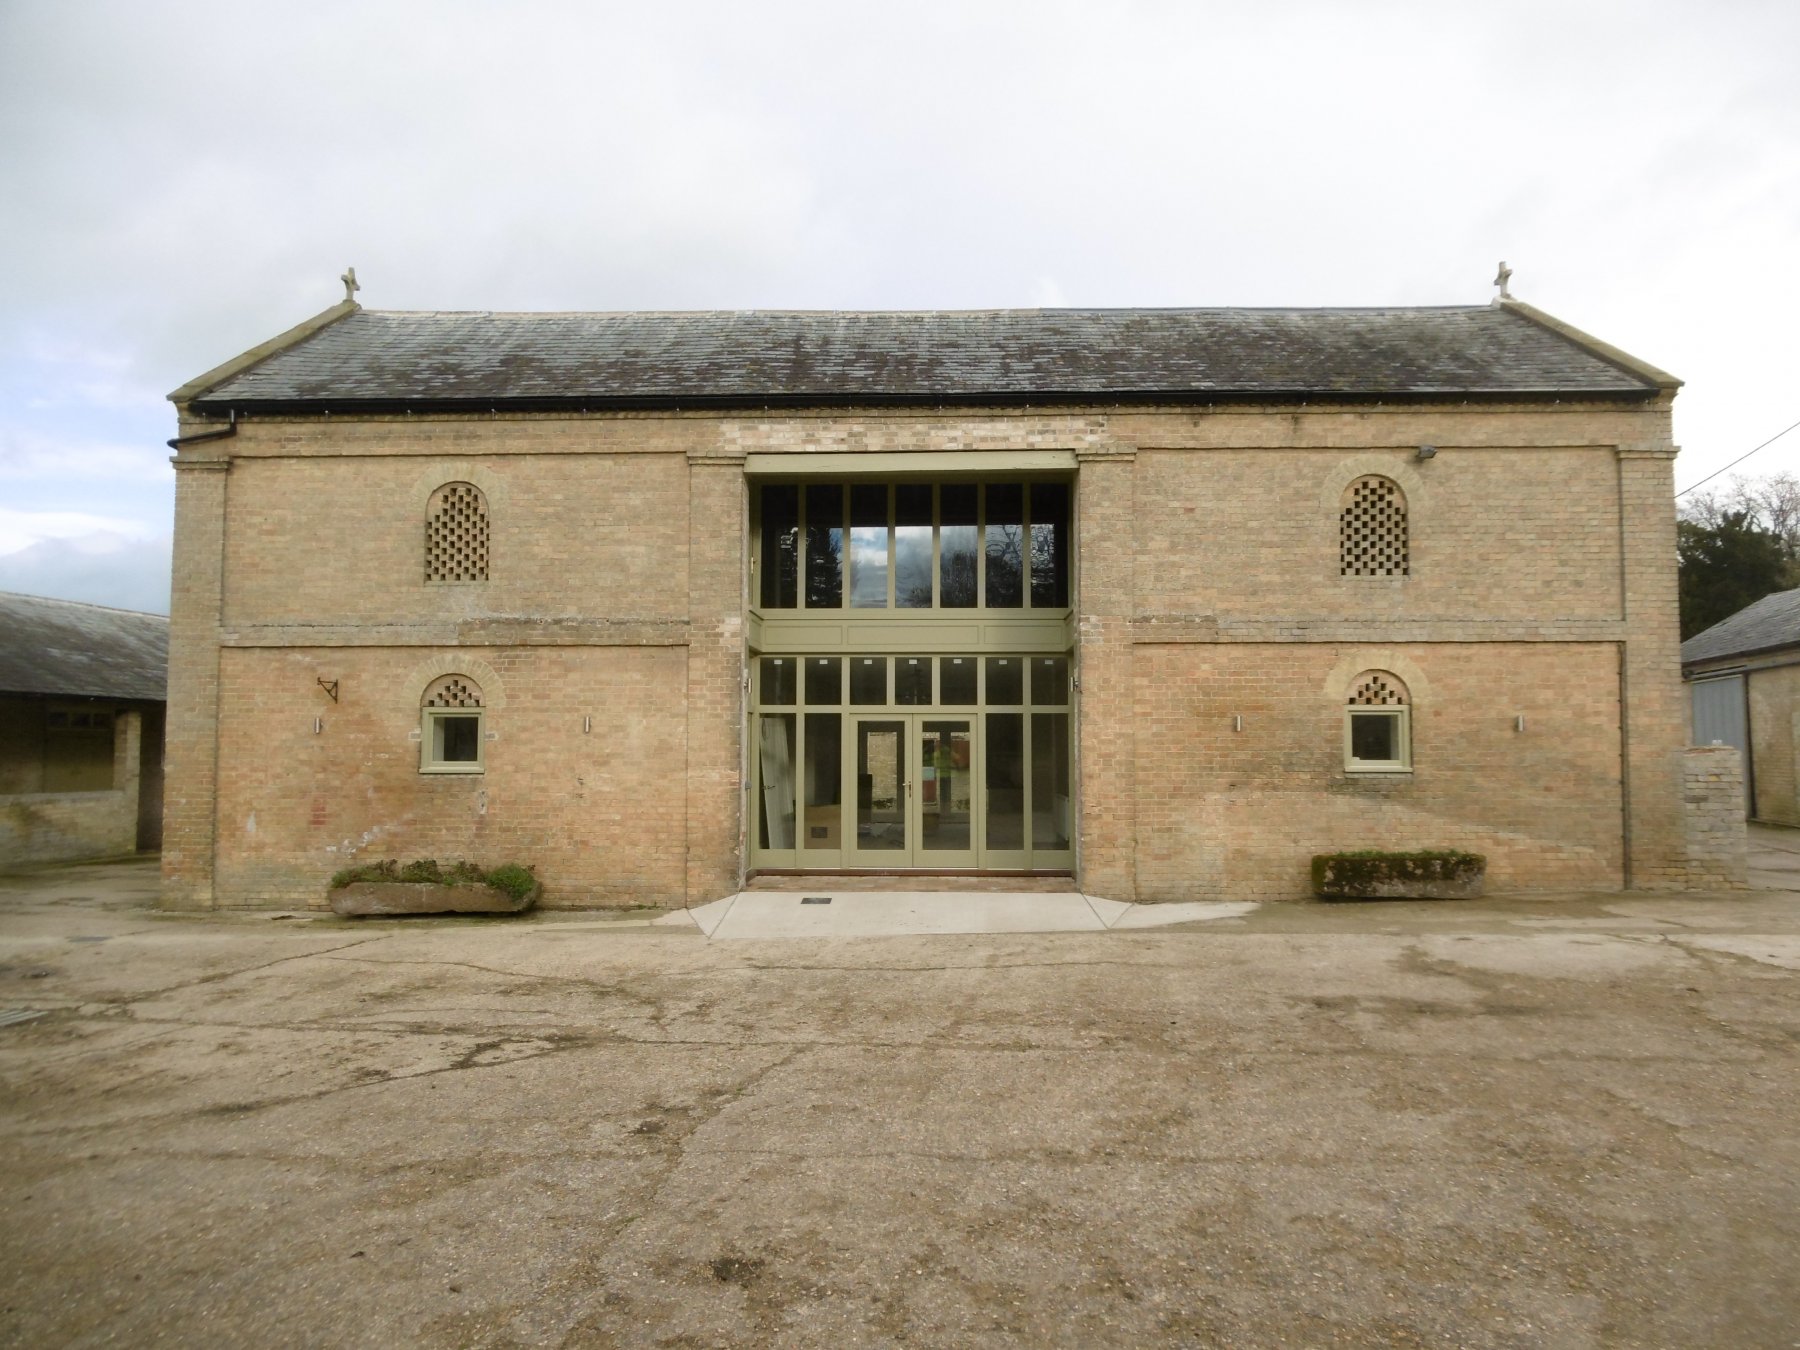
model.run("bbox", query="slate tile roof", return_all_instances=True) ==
[187,306,1665,409]
[1682,586,1800,667]
[0,592,168,701]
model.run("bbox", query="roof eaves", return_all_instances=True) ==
[1498,299,1681,392]
[188,385,1663,418]
[168,299,361,406]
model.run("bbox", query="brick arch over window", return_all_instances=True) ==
[1339,475,1408,577]
[1344,669,1412,771]
[422,674,484,708]
[425,482,489,583]
[1347,670,1409,707]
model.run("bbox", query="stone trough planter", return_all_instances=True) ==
[328,881,539,916]
[326,859,540,916]
[1311,850,1486,902]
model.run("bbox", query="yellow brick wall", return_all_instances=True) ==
[221,445,691,627]
[212,645,687,907]
[163,395,1712,908]
[1130,642,1625,900]
[1133,446,1623,623]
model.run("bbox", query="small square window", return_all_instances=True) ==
[895,658,930,706]
[1345,708,1410,773]
[804,658,842,706]
[938,657,977,705]
[849,658,887,706]
[422,709,484,773]
[759,658,797,707]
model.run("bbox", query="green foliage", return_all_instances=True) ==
[329,858,537,900]
[482,863,539,903]
[1677,511,1796,641]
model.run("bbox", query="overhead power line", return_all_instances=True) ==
[1676,416,1800,499]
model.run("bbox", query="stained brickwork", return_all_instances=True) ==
[1682,745,1748,887]
[1745,665,1800,825]
[211,645,686,907]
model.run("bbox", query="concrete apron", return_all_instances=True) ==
[656,890,1258,940]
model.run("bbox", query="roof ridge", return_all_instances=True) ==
[359,304,1497,319]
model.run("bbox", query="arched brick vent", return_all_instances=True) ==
[1348,671,1408,706]
[422,675,483,708]
[425,482,489,583]
[1339,476,1408,577]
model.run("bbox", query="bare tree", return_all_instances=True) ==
[1680,473,1800,557]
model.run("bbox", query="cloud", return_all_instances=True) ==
[0,426,170,487]
[0,507,160,556]
[0,531,170,614]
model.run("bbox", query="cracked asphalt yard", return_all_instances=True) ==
[2,861,1798,1349]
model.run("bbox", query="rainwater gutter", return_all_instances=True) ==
[166,408,238,451]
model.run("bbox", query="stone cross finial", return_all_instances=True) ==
[341,267,360,303]
[1494,260,1513,300]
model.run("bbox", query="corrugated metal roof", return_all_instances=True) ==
[185,305,1665,409]
[1681,586,1800,666]
[0,592,168,701]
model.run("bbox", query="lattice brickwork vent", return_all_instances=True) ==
[423,675,483,708]
[426,482,489,583]
[1349,673,1407,706]
[1339,476,1408,577]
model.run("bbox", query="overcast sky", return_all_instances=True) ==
[2,0,1796,614]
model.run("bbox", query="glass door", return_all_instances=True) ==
[844,715,977,867]
[848,719,908,864]
[917,719,976,867]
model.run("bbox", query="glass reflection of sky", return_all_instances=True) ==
[850,527,887,606]
[895,526,931,607]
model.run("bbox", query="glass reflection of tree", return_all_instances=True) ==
[987,524,1024,606]
[805,527,842,607]
[941,546,978,606]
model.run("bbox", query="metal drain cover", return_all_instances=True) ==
[801,896,832,905]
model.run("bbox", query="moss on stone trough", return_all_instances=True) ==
[327,858,540,915]
[1311,850,1486,901]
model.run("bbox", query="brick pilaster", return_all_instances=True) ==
[162,451,230,908]
[1075,443,1138,900]
[1616,411,1688,887]
[685,447,747,903]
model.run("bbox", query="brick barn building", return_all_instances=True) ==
[161,289,1740,909]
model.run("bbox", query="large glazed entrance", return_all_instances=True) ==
[748,474,1077,875]
[749,654,1074,873]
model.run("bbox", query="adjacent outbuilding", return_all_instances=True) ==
[1683,584,1800,824]
[0,591,168,868]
